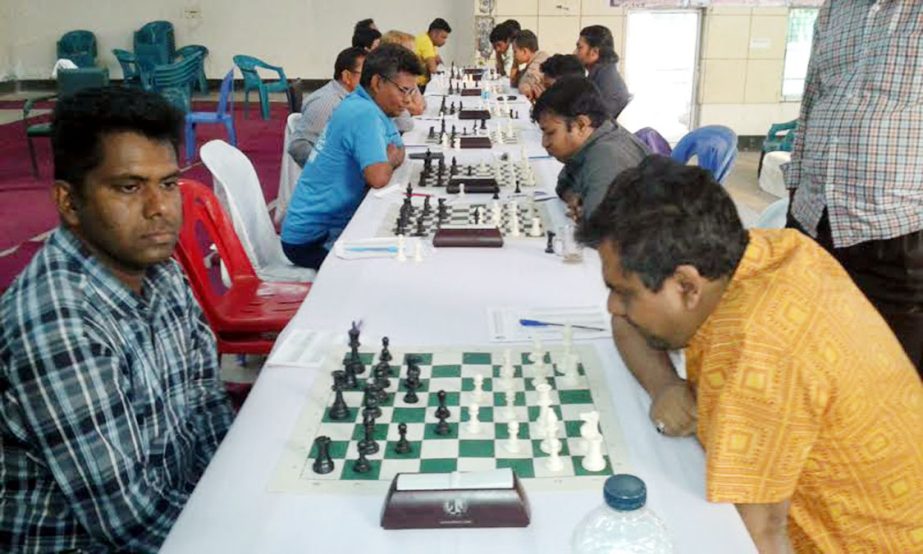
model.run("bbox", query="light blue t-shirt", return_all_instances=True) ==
[281,85,401,246]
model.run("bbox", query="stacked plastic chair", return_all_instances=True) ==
[112,49,151,89]
[133,20,175,74]
[57,30,97,68]
[150,51,203,113]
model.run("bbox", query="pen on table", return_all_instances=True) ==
[528,155,553,160]
[519,319,606,332]
[344,246,398,253]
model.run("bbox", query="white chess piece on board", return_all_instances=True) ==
[458,183,466,198]
[581,436,606,472]
[413,239,423,263]
[504,419,521,453]
[529,216,542,237]
[503,389,516,420]
[466,402,482,434]
[453,136,461,152]
[441,132,449,150]
[578,410,601,454]
[473,373,485,401]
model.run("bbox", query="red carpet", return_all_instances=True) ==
[0,99,289,287]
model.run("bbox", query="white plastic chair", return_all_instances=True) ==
[274,112,303,225]
[199,139,316,283]
[755,197,789,229]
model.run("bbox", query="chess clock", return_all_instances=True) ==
[380,468,530,529]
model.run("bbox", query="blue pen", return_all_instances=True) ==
[519,319,605,332]
[345,246,398,253]
[528,155,553,160]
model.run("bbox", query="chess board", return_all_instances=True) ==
[270,344,630,493]
[377,199,551,239]
[413,160,535,191]
[423,125,521,148]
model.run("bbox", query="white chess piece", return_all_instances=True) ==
[558,352,580,383]
[542,416,565,467]
[529,216,542,237]
[535,383,553,407]
[496,129,505,145]
[478,159,487,173]
[466,402,482,434]
[473,373,485,401]
[413,239,423,263]
[458,183,466,198]
[578,410,601,453]
[441,132,449,150]
[581,435,606,472]
[453,136,461,152]
[504,419,522,453]
[502,389,516,420]
[396,234,407,262]
[491,204,502,226]
[509,212,521,238]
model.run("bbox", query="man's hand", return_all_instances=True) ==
[650,381,697,437]
[387,143,405,168]
[565,194,583,222]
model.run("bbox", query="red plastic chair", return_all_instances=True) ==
[174,179,310,355]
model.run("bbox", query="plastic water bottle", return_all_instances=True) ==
[572,474,674,554]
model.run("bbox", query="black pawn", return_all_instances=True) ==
[394,423,412,454]
[353,450,371,473]
[435,390,450,420]
[363,385,382,419]
[435,412,451,436]
[480,118,487,130]
[545,231,556,254]
[358,414,379,455]
[515,180,521,194]
[492,189,500,200]
[423,196,432,215]
[312,436,335,474]
[328,372,351,420]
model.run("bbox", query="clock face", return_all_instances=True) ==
[443,497,469,517]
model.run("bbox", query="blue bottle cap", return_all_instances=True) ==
[603,474,647,511]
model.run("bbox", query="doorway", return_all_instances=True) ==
[619,10,702,144]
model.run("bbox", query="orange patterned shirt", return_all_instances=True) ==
[686,229,923,553]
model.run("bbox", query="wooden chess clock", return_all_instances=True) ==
[380,468,530,529]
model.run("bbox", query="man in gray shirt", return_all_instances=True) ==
[533,77,648,222]
[288,47,366,167]
[575,25,631,120]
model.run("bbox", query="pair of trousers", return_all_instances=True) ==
[787,207,923,375]
[282,239,328,271]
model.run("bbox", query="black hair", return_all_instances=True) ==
[579,25,619,64]
[513,29,539,52]
[52,86,182,191]
[540,54,585,80]
[428,18,452,33]
[352,28,382,51]
[354,19,375,34]
[577,155,749,292]
[334,46,367,81]
[531,77,607,129]
[499,19,521,33]
[360,43,424,89]
[490,21,519,44]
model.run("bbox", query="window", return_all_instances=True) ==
[781,8,820,100]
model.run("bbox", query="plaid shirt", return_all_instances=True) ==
[0,228,234,553]
[784,0,923,248]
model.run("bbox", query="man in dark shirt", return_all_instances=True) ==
[575,25,631,120]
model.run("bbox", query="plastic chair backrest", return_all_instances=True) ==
[152,52,203,112]
[633,127,673,156]
[275,112,303,224]
[233,55,271,87]
[56,68,109,97]
[755,197,789,229]
[112,49,142,82]
[176,179,258,304]
[57,30,97,61]
[216,69,234,115]
[199,140,285,271]
[671,125,738,184]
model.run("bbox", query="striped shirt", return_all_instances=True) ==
[784,0,923,248]
[288,79,349,166]
[0,227,234,553]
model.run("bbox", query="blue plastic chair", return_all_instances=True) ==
[755,197,789,229]
[758,119,798,176]
[150,51,203,114]
[185,69,237,162]
[671,125,738,185]
[112,49,151,90]
[233,55,290,120]
[134,20,175,74]
[175,44,209,94]
[633,127,672,156]
[57,30,97,68]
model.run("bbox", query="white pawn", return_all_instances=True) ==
[535,382,553,407]
[529,216,542,237]
[472,373,485,401]
[496,129,505,145]
[441,132,449,150]
[543,432,564,472]
[478,159,487,173]
[491,202,502,226]
[502,389,516,420]
[413,239,423,263]
[581,435,606,472]
[458,183,466,198]
[466,402,482,434]
[453,136,461,151]
[504,419,522,453]
[396,234,407,262]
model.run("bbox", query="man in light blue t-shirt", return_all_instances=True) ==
[281,44,423,270]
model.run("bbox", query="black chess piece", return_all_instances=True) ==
[403,380,419,404]
[373,359,391,390]
[363,384,382,419]
[414,216,426,237]
[347,348,365,376]
[435,412,451,436]
[545,231,556,254]
[480,118,487,130]
[514,179,521,194]
[436,172,443,188]
[473,208,481,225]
[312,436,335,474]
[451,124,456,139]
[466,165,474,176]
[406,358,422,389]
[462,126,468,136]
[348,322,361,349]
[353,450,371,473]
[440,119,446,136]
[435,390,450,420]
[423,196,432,215]
[358,414,379,455]
[405,183,413,199]
[394,423,412,454]
[342,356,359,389]
[428,126,435,139]
[379,337,392,364]
[328,371,351,420]
[492,189,500,201]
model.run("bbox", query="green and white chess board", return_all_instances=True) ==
[270,344,630,493]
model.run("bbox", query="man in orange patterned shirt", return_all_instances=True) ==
[578,156,923,553]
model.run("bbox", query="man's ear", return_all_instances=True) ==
[672,264,705,310]
[53,180,81,227]
[575,114,594,133]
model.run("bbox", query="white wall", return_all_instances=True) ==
[0,2,12,82]
[5,0,475,80]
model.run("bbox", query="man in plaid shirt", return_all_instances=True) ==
[785,0,922,373]
[0,87,234,552]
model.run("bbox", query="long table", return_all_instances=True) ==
[161,76,756,553]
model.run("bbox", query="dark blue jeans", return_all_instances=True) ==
[282,239,328,270]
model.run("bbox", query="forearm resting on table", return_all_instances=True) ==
[611,315,681,396]
[364,162,394,188]
[736,501,793,554]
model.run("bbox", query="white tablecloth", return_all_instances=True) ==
[161,77,755,554]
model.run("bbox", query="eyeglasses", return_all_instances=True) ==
[384,75,416,98]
